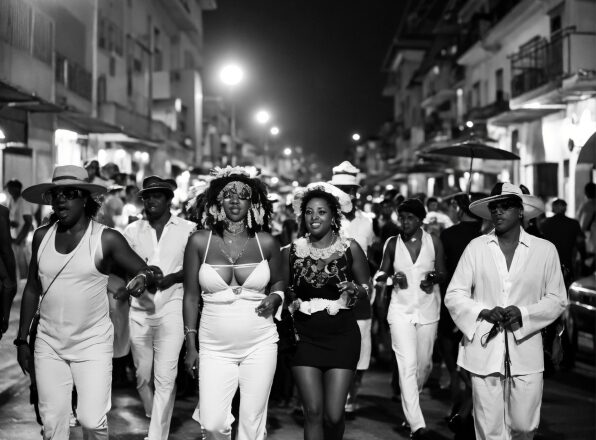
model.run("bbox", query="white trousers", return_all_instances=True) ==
[388,319,437,432]
[196,343,277,440]
[34,338,111,440]
[356,318,372,371]
[471,372,543,440]
[130,311,184,440]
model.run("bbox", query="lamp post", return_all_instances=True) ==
[255,109,272,171]
[220,63,245,164]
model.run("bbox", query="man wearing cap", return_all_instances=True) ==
[122,176,195,440]
[445,183,567,440]
[329,161,375,419]
[375,198,446,439]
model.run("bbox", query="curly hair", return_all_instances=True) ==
[190,174,273,236]
[297,189,343,237]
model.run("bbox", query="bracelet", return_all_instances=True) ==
[184,326,198,337]
[360,284,370,297]
[13,337,28,347]
[373,271,387,284]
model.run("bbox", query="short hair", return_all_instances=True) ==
[5,179,22,189]
[426,197,438,207]
[297,189,343,237]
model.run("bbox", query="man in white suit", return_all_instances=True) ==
[445,182,567,440]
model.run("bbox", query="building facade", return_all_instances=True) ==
[0,0,216,187]
[381,0,596,213]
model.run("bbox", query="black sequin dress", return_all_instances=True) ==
[289,244,361,370]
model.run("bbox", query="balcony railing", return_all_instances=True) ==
[510,27,596,98]
[0,0,54,65]
[55,52,92,101]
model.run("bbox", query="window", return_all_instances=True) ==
[495,68,504,101]
[109,55,116,76]
[472,81,480,107]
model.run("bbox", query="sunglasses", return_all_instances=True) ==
[43,188,84,204]
[487,199,520,214]
[221,188,251,201]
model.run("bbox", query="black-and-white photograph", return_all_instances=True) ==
[0,1,595,439]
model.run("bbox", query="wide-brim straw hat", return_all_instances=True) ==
[469,182,544,220]
[22,165,108,205]
[292,182,353,214]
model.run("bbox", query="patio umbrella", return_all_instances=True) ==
[577,131,595,166]
[429,140,520,193]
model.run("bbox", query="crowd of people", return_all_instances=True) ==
[0,160,593,440]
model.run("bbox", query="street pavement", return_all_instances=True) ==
[1,286,595,440]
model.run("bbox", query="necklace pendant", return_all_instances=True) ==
[232,286,242,295]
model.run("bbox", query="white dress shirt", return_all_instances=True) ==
[445,227,567,376]
[342,209,375,256]
[123,215,196,319]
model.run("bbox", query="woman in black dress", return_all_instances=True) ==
[283,182,370,440]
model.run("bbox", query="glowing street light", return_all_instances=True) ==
[220,62,245,163]
[352,133,361,142]
[283,147,292,156]
[270,126,280,136]
[219,63,245,87]
[255,109,271,125]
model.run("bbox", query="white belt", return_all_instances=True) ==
[290,297,349,316]
[202,288,282,321]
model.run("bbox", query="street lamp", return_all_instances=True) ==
[270,126,280,136]
[220,63,245,164]
[283,147,292,156]
[352,133,361,142]
[255,109,271,125]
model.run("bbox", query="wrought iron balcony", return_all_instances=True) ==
[55,52,92,101]
[510,27,596,98]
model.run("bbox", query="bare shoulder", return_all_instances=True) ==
[256,231,276,248]
[32,223,52,249]
[187,229,211,251]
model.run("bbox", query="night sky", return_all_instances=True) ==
[202,1,405,172]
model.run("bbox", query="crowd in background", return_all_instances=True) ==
[0,159,593,440]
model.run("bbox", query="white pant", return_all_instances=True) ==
[130,311,184,440]
[356,318,372,371]
[196,343,277,440]
[389,319,437,432]
[34,338,111,440]
[471,372,543,440]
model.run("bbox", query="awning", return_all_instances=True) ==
[58,111,123,134]
[488,108,561,126]
[92,132,161,148]
[0,81,62,113]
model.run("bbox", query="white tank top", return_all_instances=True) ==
[36,220,113,358]
[389,229,441,324]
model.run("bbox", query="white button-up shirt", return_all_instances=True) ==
[123,215,196,319]
[342,209,375,256]
[445,228,567,376]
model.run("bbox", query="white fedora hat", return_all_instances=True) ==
[469,182,544,220]
[22,165,108,205]
[328,161,361,188]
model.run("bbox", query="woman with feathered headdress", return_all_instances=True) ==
[182,166,285,439]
